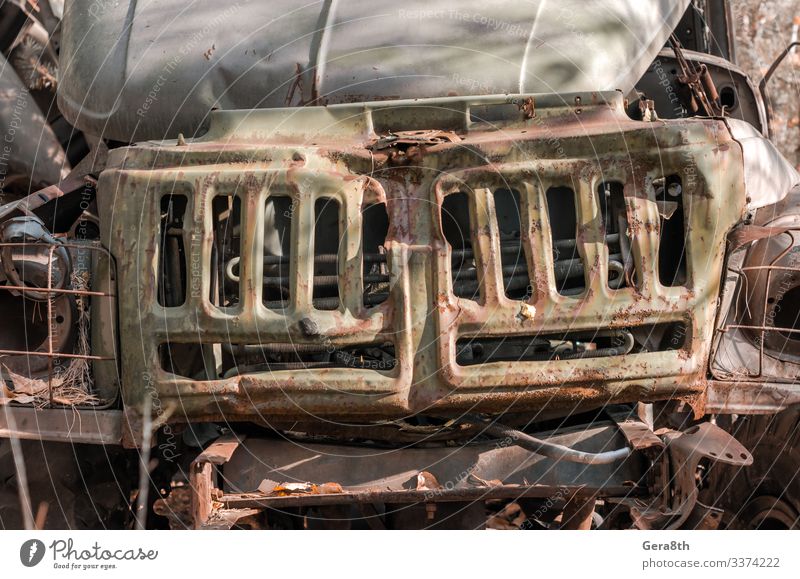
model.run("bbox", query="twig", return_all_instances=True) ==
[135,395,153,530]
[0,374,34,530]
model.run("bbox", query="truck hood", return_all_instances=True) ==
[58,0,689,142]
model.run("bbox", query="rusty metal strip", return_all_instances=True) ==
[219,484,640,509]
[705,380,800,414]
[0,407,123,444]
[0,284,113,297]
[0,349,114,360]
[608,412,664,451]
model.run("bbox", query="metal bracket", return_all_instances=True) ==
[631,422,752,529]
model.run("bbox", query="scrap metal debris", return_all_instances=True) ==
[370,130,462,151]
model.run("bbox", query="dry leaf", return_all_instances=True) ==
[318,482,343,494]
[270,482,318,496]
[416,471,441,491]
[257,479,279,494]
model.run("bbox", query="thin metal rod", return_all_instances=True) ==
[725,324,800,334]
[0,349,113,360]
[47,246,55,406]
[0,284,113,297]
[740,265,800,273]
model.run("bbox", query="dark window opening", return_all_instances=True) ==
[362,203,390,307]
[158,194,187,307]
[494,188,531,300]
[546,186,585,296]
[456,322,686,366]
[159,341,396,379]
[719,86,737,110]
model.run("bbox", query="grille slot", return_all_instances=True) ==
[157,193,188,307]
[442,192,479,301]
[599,181,633,289]
[311,197,342,310]
[656,174,688,287]
[211,193,242,308]
[262,195,294,308]
[494,188,531,300]
[546,186,585,296]
[362,202,390,307]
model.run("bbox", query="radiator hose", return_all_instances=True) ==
[465,414,632,465]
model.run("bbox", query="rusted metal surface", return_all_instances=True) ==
[220,486,630,510]
[670,36,725,117]
[637,48,768,135]
[370,130,462,151]
[647,422,752,529]
[612,414,665,451]
[0,406,123,444]
[705,380,800,414]
[98,91,747,425]
[195,434,243,465]
[682,502,724,530]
